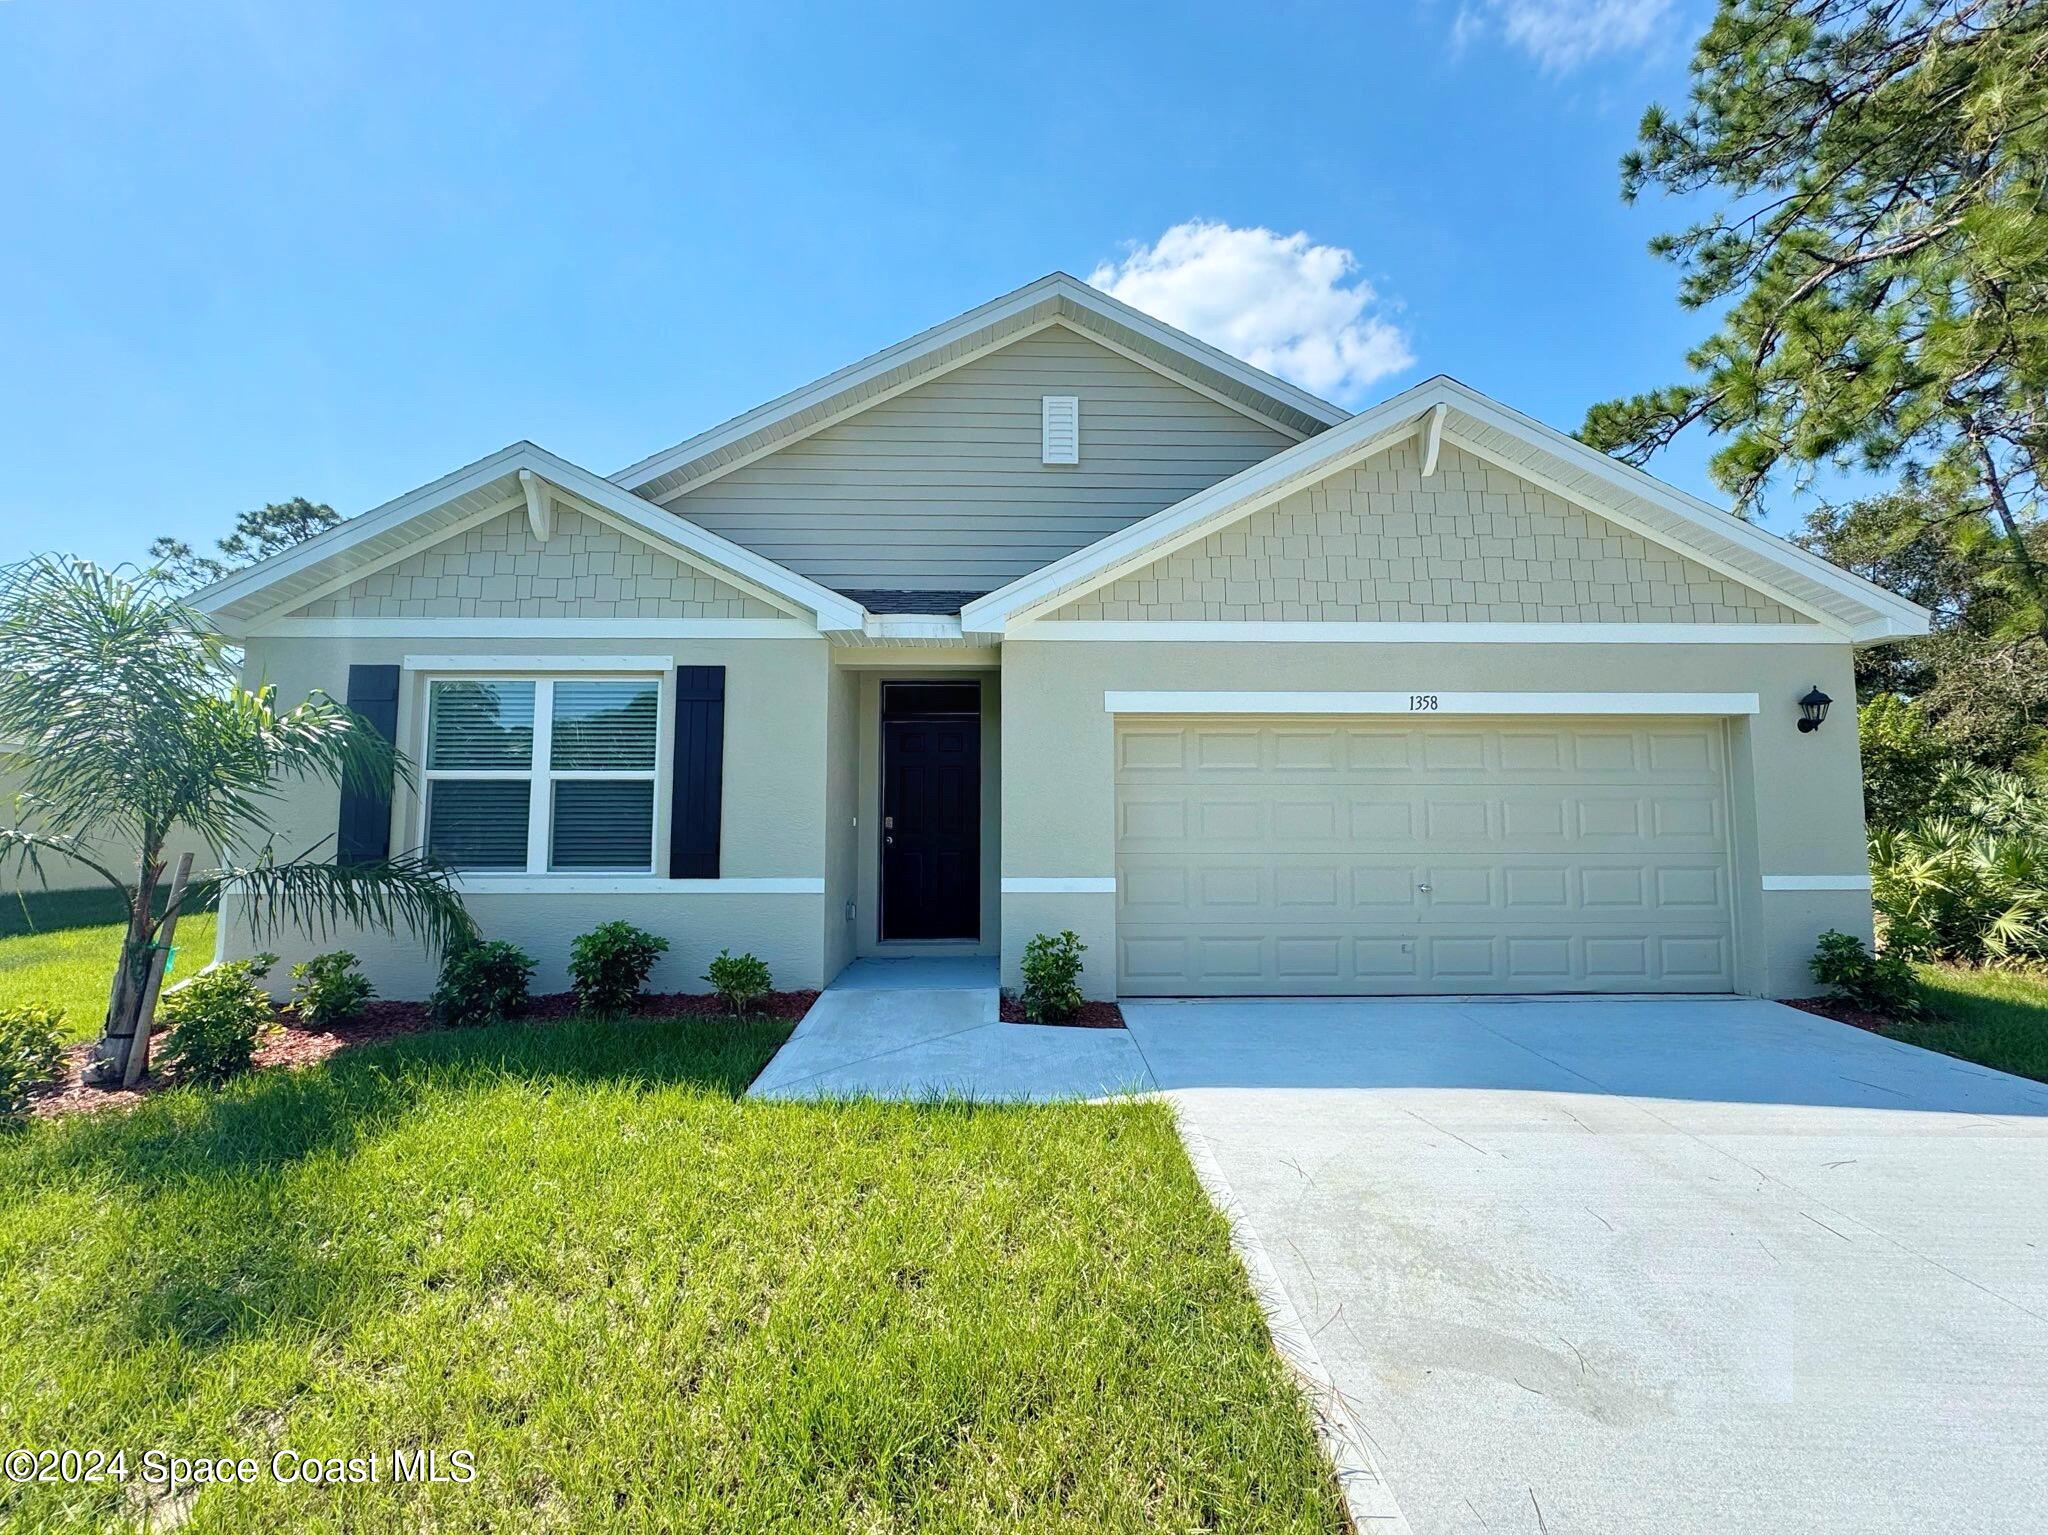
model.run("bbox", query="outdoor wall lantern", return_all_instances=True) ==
[1797,686,1833,733]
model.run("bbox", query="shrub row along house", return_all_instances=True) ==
[195,274,1929,1002]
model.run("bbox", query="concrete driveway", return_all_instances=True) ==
[1122,997,2048,1534]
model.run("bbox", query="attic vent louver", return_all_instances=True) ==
[1041,395,1080,465]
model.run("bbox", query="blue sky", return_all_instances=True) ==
[3,0,1812,569]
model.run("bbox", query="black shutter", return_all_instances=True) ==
[670,666,726,878]
[337,664,401,865]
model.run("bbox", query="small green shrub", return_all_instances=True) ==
[0,1003,67,1121]
[703,949,772,1016]
[1811,929,1922,1019]
[159,955,277,1084]
[1021,930,1086,1023]
[431,940,535,1029]
[290,950,375,1028]
[569,921,670,1015]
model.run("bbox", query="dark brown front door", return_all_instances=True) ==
[880,684,980,941]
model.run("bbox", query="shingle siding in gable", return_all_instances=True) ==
[658,326,1297,593]
[288,506,789,620]
[1048,441,1812,624]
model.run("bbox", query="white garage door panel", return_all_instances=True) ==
[1114,718,1736,995]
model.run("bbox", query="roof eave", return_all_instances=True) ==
[963,375,1934,642]
[609,273,1351,501]
[193,442,868,636]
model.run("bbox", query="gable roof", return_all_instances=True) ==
[190,441,867,634]
[609,273,1350,505]
[961,375,1932,645]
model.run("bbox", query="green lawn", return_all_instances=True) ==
[1903,963,2048,1085]
[1,887,217,1038]
[0,1013,1343,1534]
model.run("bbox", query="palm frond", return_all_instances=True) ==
[219,850,476,954]
[0,827,134,896]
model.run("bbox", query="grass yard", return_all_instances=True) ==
[1,887,217,1038]
[1904,963,2048,1085]
[0,1012,1343,1534]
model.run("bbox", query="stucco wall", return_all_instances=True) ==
[1049,441,1808,625]
[822,664,860,983]
[221,632,834,997]
[289,506,788,620]
[1000,638,1869,1000]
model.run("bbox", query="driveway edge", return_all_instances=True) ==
[1173,1113,1414,1535]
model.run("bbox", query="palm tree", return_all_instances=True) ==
[0,555,474,1071]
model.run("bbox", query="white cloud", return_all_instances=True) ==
[1452,0,1676,72]
[1087,221,1414,406]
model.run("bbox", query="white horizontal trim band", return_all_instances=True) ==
[404,654,674,673]
[1016,621,1840,645]
[452,876,825,894]
[259,618,820,639]
[1001,877,1117,894]
[1104,691,1762,716]
[862,616,967,641]
[1761,875,1873,892]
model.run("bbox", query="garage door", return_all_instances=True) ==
[1114,717,1735,995]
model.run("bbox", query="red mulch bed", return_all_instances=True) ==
[27,989,818,1122]
[1781,995,1899,1035]
[997,996,1126,1029]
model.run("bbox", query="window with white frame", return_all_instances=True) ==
[423,676,661,874]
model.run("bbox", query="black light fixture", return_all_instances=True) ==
[1797,686,1832,733]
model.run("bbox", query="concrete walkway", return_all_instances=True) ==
[1124,996,2048,1534]
[746,957,1156,1101]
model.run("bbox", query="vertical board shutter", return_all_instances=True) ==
[670,666,726,878]
[337,664,401,865]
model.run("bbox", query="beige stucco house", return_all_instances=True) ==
[194,274,1928,1002]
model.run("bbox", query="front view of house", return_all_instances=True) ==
[197,275,1928,1002]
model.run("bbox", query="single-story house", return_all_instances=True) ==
[195,273,1928,1001]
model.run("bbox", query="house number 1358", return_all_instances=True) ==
[1408,694,1439,711]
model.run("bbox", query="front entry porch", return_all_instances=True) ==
[747,957,1155,1102]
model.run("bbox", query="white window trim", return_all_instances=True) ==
[404,653,676,672]
[416,669,670,878]
[1102,690,1762,716]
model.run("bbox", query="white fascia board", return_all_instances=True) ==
[1103,690,1762,716]
[966,374,1930,642]
[508,446,867,632]
[1435,426,1854,633]
[1051,278,1349,429]
[1011,621,1843,645]
[226,494,529,633]
[191,443,539,618]
[610,273,1347,495]
[861,613,966,642]
[1432,381,1931,637]
[1050,322,1310,441]
[610,280,1072,489]
[248,617,820,639]
[961,386,1446,633]
[200,442,867,637]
